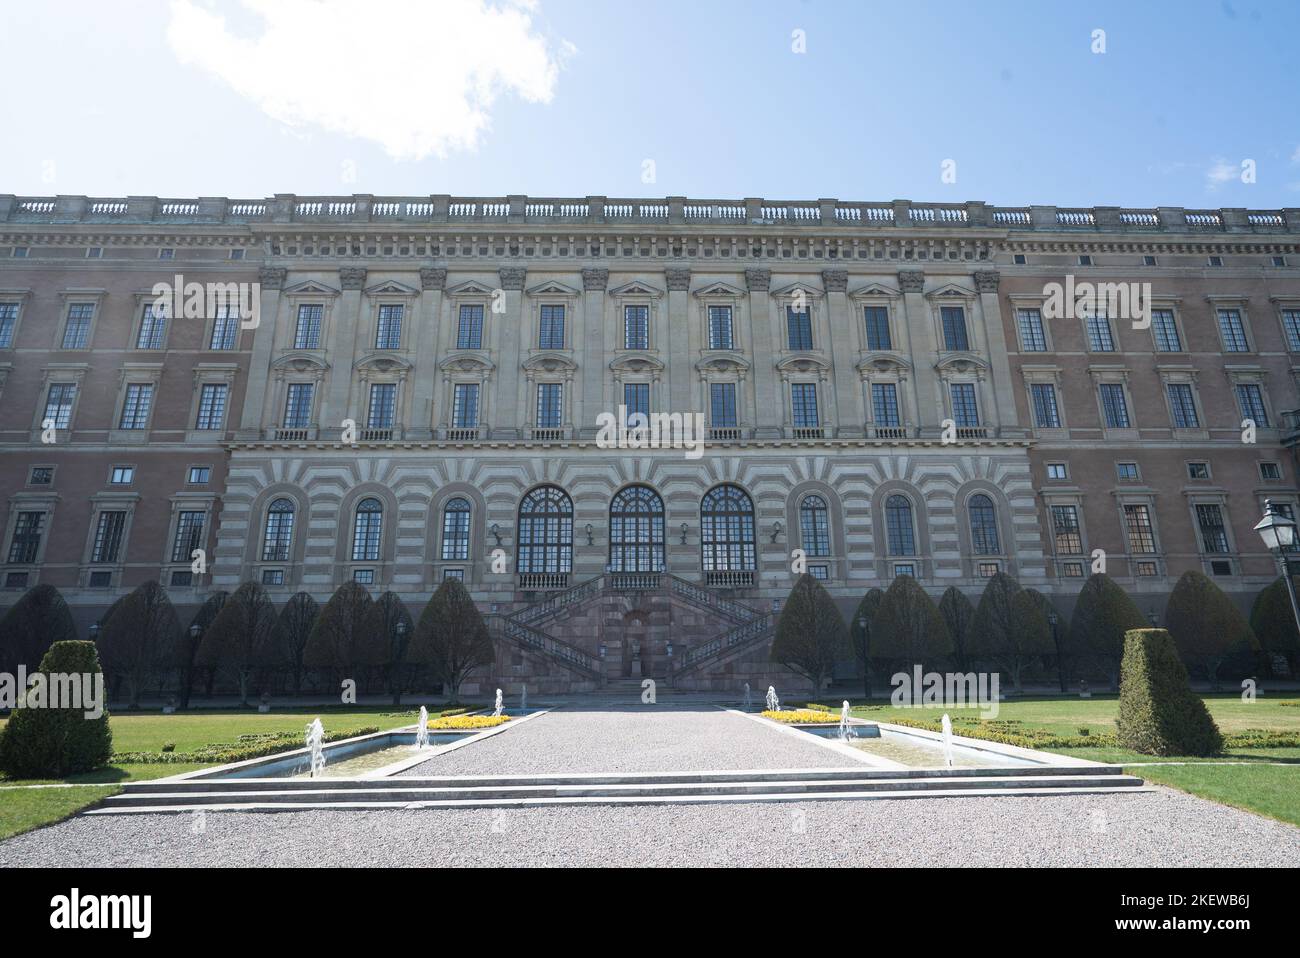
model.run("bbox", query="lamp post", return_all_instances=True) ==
[1255,499,1300,635]
[1047,611,1066,693]
[857,615,870,699]
[88,622,100,642]
[392,620,408,705]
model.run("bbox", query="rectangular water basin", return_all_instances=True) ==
[796,723,1041,768]
[192,730,472,781]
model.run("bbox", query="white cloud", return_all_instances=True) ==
[1203,158,1238,191]
[167,0,570,161]
[1291,145,1300,165]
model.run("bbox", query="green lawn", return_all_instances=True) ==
[0,705,438,839]
[832,694,1300,826]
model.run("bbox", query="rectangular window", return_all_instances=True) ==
[452,383,479,428]
[1282,310,1300,352]
[539,305,565,349]
[62,304,94,349]
[7,512,44,563]
[1116,462,1140,482]
[283,383,314,429]
[1187,462,1210,480]
[708,305,734,350]
[893,563,915,578]
[353,569,374,585]
[1151,309,1182,351]
[1046,463,1068,480]
[809,564,830,581]
[864,306,891,350]
[1217,309,1249,352]
[43,383,76,430]
[1236,384,1270,427]
[88,571,112,588]
[1030,383,1061,428]
[1063,561,1085,577]
[136,305,167,349]
[978,561,1000,577]
[624,305,649,349]
[1196,504,1230,554]
[262,569,284,586]
[536,383,563,428]
[1123,504,1156,554]
[375,304,403,349]
[1167,383,1200,428]
[367,383,396,429]
[110,466,134,485]
[786,307,813,350]
[1260,461,1283,481]
[791,383,819,428]
[1051,505,1083,554]
[0,303,19,348]
[950,383,979,427]
[1086,314,1115,351]
[188,466,211,484]
[29,467,53,485]
[456,304,484,349]
[624,383,649,423]
[118,384,154,430]
[442,568,464,581]
[941,306,969,351]
[91,511,126,564]
[171,511,206,563]
[710,382,737,427]
[1016,309,1047,351]
[871,383,900,427]
[1100,384,1130,428]
[294,305,323,349]
[195,384,228,430]
[209,306,239,350]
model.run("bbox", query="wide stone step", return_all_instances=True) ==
[86,781,1154,815]
[92,770,1147,813]
[121,763,1130,793]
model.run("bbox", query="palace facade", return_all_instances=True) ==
[2,193,1298,691]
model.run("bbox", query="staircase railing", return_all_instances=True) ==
[509,574,606,628]
[487,615,602,679]
[667,574,758,624]
[674,612,775,676]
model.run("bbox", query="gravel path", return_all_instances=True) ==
[3,788,1296,867]
[400,707,849,775]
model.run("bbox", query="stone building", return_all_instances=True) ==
[1,193,1297,692]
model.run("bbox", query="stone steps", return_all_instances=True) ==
[88,765,1149,814]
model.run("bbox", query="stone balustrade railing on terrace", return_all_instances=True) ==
[2,194,1297,234]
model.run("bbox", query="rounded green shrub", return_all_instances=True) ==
[0,640,113,777]
[1116,628,1222,757]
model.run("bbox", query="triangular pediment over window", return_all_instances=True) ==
[283,280,340,296]
[364,280,421,297]
[526,280,581,298]
[769,281,823,301]
[692,281,746,299]
[849,282,901,299]
[608,280,663,298]
[926,282,976,300]
[447,280,496,296]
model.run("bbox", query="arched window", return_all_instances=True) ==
[610,485,665,572]
[518,486,572,574]
[799,495,830,557]
[701,484,756,572]
[969,493,1000,555]
[352,497,383,561]
[441,497,471,561]
[261,498,295,562]
[885,495,916,556]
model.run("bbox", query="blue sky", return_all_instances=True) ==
[1,0,1296,207]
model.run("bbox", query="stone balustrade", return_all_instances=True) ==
[2,193,1297,233]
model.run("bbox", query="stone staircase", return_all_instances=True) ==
[489,573,777,691]
[87,765,1151,814]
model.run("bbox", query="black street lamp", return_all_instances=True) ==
[856,615,870,699]
[88,621,100,642]
[1255,499,1300,635]
[1047,611,1066,693]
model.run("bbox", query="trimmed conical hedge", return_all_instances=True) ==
[0,640,113,777]
[1116,628,1222,757]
